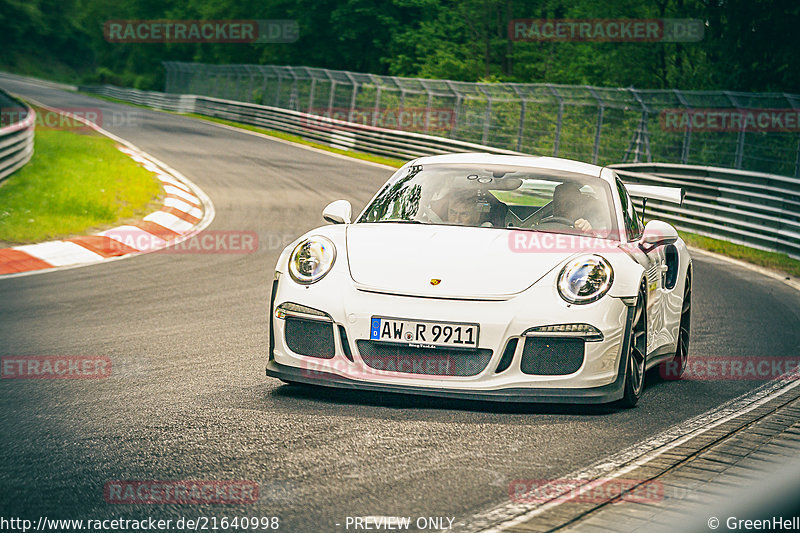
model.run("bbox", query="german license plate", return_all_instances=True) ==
[370,317,479,349]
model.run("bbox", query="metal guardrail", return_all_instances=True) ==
[163,61,800,178]
[611,164,800,259]
[80,83,800,260]
[81,85,521,159]
[0,89,35,183]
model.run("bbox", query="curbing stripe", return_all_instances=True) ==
[161,205,201,225]
[13,241,104,267]
[0,249,52,274]
[100,225,166,252]
[132,220,181,241]
[163,185,200,203]
[143,210,195,233]
[159,176,192,193]
[163,197,202,217]
[67,235,139,258]
[165,193,201,209]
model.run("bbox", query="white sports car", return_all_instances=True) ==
[266,153,691,406]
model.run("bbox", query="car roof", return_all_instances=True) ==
[410,153,608,181]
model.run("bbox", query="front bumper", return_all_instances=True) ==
[266,354,629,404]
[267,271,635,404]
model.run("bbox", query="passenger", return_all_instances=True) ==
[551,182,599,232]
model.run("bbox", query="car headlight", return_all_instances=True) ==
[557,255,613,304]
[288,236,336,284]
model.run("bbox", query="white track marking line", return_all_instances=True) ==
[687,246,800,292]
[459,377,800,533]
[454,246,800,532]
[13,241,104,267]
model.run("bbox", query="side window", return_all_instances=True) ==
[616,179,643,240]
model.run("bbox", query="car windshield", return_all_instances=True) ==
[358,163,618,238]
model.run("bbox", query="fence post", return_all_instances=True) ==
[212,67,220,98]
[258,66,269,106]
[274,67,283,107]
[307,74,317,113]
[287,67,299,111]
[445,81,461,139]
[245,66,256,103]
[548,85,563,157]
[369,74,382,127]
[510,84,526,152]
[344,71,358,122]
[673,89,692,164]
[323,69,336,116]
[725,91,745,169]
[628,89,652,163]
[163,62,174,92]
[588,87,604,164]
[478,85,492,145]
[422,82,434,133]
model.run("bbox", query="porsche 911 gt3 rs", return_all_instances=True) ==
[266,153,691,407]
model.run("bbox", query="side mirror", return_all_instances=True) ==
[322,200,352,224]
[640,220,678,249]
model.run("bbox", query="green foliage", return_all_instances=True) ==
[0,0,796,92]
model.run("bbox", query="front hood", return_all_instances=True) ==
[346,224,601,299]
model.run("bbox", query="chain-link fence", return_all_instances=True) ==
[163,61,800,177]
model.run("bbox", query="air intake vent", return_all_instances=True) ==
[520,337,584,375]
[356,341,492,376]
[285,317,335,359]
[495,339,518,373]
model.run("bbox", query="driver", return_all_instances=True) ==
[444,190,485,226]
[552,182,596,232]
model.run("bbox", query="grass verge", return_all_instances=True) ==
[680,231,800,278]
[0,104,162,245]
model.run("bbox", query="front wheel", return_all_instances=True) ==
[619,285,647,408]
[670,272,692,379]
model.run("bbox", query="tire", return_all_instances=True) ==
[669,271,692,379]
[619,284,647,408]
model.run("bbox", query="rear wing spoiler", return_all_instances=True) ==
[624,183,684,205]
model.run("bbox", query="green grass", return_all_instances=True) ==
[680,231,800,278]
[0,106,162,244]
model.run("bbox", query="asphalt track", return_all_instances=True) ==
[1,78,800,532]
